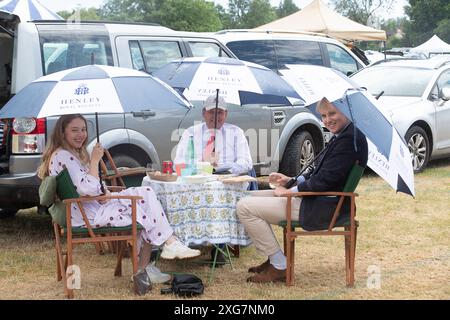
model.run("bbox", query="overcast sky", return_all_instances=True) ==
[38,0,408,19]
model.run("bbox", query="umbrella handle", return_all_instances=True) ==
[213,88,219,151]
[95,112,105,194]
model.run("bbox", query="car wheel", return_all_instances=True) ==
[405,126,430,173]
[110,154,141,169]
[0,208,17,219]
[280,131,315,177]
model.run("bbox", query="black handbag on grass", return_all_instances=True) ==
[160,274,204,297]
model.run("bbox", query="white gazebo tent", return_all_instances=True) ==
[410,35,450,57]
[254,0,386,41]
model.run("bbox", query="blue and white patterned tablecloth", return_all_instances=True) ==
[142,176,252,246]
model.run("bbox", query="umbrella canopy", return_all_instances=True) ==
[0,64,191,119]
[279,64,415,197]
[0,64,191,193]
[152,56,303,106]
[0,0,63,21]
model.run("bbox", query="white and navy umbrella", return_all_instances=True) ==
[0,64,191,193]
[0,0,63,21]
[279,64,415,197]
[153,57,304,106]
[0,64,191,120]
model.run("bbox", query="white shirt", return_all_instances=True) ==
[174,123,253,174]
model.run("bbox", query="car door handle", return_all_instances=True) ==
[132,110,156,117]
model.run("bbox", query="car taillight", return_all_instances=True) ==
[11,117,46,154]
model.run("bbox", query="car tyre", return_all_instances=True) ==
[280,131,315,177]
[110,154,141,169]
[405,126,430,173]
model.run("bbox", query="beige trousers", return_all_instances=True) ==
[236,190,301,257]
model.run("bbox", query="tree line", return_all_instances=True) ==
[58,0,299,32]
[58,0,450,48]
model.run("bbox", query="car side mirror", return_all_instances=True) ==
[437,86,450,106]
[439,86,450,101]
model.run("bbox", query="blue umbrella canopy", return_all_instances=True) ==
[0,64,191,119]
[0,0,63,21]
[280,64,415,196]
[153,56,304,106]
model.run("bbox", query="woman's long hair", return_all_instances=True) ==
[37,114,90,179]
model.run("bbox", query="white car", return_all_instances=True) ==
[351,56,450,172]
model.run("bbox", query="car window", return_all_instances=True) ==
[129,40,145,71]
[326,43,358,75]
[226,40,277,70]
[274,40,322,67]
[351,67,435,97]
[42,38,112,75]
[131,40,182,73]
[188,41,230,57]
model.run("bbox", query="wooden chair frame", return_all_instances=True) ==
[100,149,146,187]
[53,193,142,299]
[282,190,359,287]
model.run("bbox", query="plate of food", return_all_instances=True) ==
[147,171,178,182]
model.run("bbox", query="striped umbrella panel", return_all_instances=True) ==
[0,0,63,21]
[153,57,303,106]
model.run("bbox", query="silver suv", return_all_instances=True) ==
[351,56,450,172]
[0,20,324,217]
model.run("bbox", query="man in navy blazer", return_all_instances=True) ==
[237,97,368,283]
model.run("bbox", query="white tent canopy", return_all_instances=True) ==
[0,0,63,21]
[255,0,386,41]
[410,35,450,56]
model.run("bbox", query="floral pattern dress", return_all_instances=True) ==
[49,149,173,247]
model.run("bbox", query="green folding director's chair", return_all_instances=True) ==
[39,166,143,299]
[278,163,365,287]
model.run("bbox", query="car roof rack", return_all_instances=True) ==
[214,29,330,38]
[32,20,162,27]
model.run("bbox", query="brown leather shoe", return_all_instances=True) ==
[246,264,286,283]
[248,259,270,273]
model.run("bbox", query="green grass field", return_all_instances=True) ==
[0,159,449,300]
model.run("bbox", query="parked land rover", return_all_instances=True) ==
[209,30,367,76]
[0,18,324,217]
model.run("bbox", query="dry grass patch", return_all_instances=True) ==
[0,159,449,299]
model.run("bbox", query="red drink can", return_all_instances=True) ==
[162,161,173,174]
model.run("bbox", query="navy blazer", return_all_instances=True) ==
[298,123,368,231]
[296,122,368,230]
[297,122,368,193]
